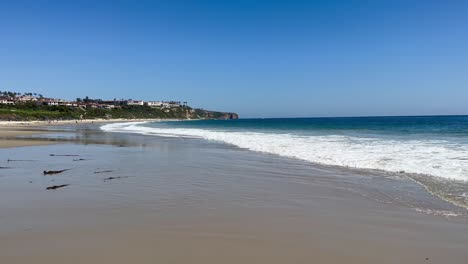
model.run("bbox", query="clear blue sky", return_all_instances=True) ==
[1,0,468,118]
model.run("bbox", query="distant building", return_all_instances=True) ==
[146,101,164,107]
[126,100,144,106]
[101,100,119,106]
[46,101,59,106]
[17,95,37,102]
[167,101,181,107]
[58,99,73,106]
[0,98,15,105]
[39,98,60,106]
[0,92,190,112]
[151,101,183,108]
[87,104,98,109]
[101,104,115,109]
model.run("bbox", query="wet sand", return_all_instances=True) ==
[0,119,168,148]
[0,126,467,263]
[0,127,54,148]
[0,118,173,128]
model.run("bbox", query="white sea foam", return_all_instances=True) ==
[101,122,468,181]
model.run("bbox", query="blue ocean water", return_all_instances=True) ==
[102,116,468,182]
[151,115,468,138]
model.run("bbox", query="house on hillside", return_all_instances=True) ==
[17,95,38,102]
[60,101,79,107]
[38,98,60,106]
[167,101,181,107]
[100,104,115,109]
[146,101,164,107]
[0,97,15,105]
[153,101,182,108]
[126,100,145,106]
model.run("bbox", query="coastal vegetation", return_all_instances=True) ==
[0,103,237,121]
[0,90,238,121]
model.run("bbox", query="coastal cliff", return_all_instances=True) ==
[192,109,239,120]
[0,104,238,121]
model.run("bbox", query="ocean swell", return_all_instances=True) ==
[101,122,468,181]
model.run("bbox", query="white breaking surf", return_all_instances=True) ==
[101,122,468,181]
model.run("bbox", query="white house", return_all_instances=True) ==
[159,101,178,108]
[40,99,60,106]
[101,104,115,109]
[168,101,181,107]
[146,101,164,107]
[47,101,59,106]
[18,95,37,102]
[58,100,71,106]
[126,100,144,106]
[0,99,14,105]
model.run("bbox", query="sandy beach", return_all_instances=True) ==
[0,119,164,148]
[0,122,467,263]
[0,118,164,128]
[0,126,53,148]
[3,0,468,262]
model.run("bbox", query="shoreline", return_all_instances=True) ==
[3,120,468,212]
[0,118,178,127]
[0,127,55,148]
[0,118,177,148]
[103,120,468,212]
[0,126,467,263]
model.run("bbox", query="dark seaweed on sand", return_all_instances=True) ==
[94,170,114,174]
[46,184,70,190]
[43,169,70,175]
[103,176,128,182]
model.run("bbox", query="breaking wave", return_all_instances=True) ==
[101,122,468,182]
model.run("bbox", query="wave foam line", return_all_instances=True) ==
[101,122,468,181]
